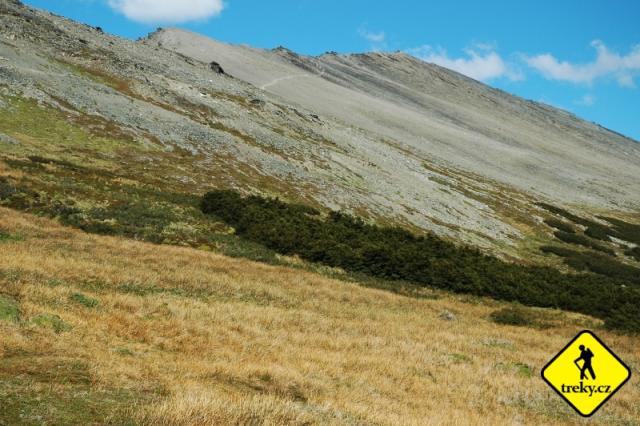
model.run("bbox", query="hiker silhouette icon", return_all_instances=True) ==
[574,345,596,380]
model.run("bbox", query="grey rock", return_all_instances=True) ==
[0,133,19,145]
[439,310,457,321]
[209,61,224,74]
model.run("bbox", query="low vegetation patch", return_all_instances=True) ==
[543,218,575,233]
[541,245,640,285]
[626,247,640,262]
[70,292,100,309]
[537,202,599,227]
[538,203,640,246]
[600,216,640,245]
[0,295,20,323]
[30,313,73,333]
[490,306,538,327]
[585,226,610,241]
[553,231,615,255]
[202,190,640,332]
[0,230,24,243]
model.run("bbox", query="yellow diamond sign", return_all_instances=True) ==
[541,330,631,417]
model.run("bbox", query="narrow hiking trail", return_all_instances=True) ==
[260,67,326,90]
[260,74,312,90]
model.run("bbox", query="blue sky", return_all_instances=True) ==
[24,0,640,141]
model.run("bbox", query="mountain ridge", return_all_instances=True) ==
[1,0,639,262]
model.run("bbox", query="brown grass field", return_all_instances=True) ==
[0,207,638,425]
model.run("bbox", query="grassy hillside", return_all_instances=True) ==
[0,208,638,425]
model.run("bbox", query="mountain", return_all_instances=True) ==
[1,0,638,263]
[1,2,640,424]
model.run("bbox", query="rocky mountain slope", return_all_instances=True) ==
[0,0,639,259]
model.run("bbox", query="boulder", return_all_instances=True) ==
[439,310,457,321]
[0,133,20,146]
[209,61,224,74]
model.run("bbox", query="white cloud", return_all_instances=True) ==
[408,44,523,82]
[358,28,385,43]
[576,94,596,107]
[524,41,640,88]
[107,0,224,24]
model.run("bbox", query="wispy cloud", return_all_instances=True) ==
[358,25,386,51]
[524,41,640,88]
[575,94,596,107]
[407,44,523,82]
[359,30,385,43]
[107,0,224,24]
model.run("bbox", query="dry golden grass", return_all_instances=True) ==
[0,207,638,425]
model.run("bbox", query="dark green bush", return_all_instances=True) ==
[585,226,611,241]
[490,306,536,327]
[539,245,580,258]
[542,245,639,284]
[553,231,615,255]
[599,217,640,245]
[537,203,600,228]
[0,177,17,200]
[544,218,575,233]
[203,190,640,332]
[626,247,640,261]
[564,252,640,283]
[553,231,589,245]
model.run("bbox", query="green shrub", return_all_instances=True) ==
[626,247,640,261]
[537,203,599,227]
[202,190,640,332]
[564,252,640,283]
[599,217,640,245]
[553,231,615,255]
[490,306,536,327]
[543,218,575,233]
[0,177,17,200]
[539,245,579,258]
[585,226,611,241]
[553,231,589,246]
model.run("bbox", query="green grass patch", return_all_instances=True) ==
[496,362,534,378]
[114,347,135,357]
[447,353,472,364]
[31,313,72,333]
[0,355,146,425]
[0,230,24,243]
[0,295,20,323]
[0,95,144,160]
[70,293,99,308]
